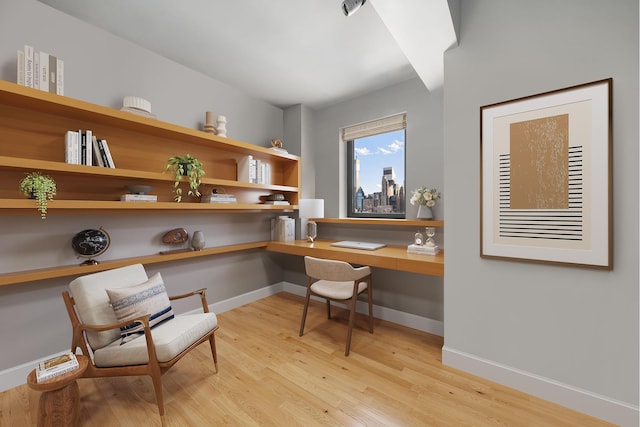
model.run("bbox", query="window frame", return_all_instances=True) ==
[346,127,406,219]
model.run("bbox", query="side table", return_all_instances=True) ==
[27,354,89,427]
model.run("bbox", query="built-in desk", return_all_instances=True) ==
[266,239,444,277]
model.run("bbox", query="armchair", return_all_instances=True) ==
[62,264,218,425]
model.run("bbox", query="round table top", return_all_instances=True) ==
[27,354,89,392]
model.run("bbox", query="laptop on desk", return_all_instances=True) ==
[330,241,387,251]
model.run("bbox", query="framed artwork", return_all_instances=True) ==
[480,79,612,269]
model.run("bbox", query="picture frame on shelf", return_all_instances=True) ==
[480,78,612,269]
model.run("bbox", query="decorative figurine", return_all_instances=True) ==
[204,111,216,134]
[215,115,227,137]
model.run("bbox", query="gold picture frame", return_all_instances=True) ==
[480,79,612,269]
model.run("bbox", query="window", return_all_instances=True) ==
[344,113,406,218]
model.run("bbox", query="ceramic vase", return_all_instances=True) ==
[417,204,433,220]
[191,230,205,251]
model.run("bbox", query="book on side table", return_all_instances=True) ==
[36,351,79,383]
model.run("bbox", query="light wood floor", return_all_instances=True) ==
[1,292,613,426]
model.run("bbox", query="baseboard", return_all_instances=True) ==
[442,346,639,427]
[0,282,443,392]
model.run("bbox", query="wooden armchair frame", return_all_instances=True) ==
[62,287,218,425]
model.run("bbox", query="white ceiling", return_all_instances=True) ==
[38,0,457,110]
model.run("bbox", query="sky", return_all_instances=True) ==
[354,129,405,196]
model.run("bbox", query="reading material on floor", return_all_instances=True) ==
[36,351,79,383]
[330,241,387,251]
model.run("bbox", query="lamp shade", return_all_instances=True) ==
[299,199,324,219]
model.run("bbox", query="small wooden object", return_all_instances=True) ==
[160,227,193,255]
[27,354,89,427]
[203,111,216,134]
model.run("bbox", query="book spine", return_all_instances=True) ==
[33,52,39,90]
[39,52,49,91]
[65,130,76,164]
[24,45,34,88]
[101,139,115,168]
[48,54,57,94]
[236,155,252,182]
[80,132,87,165]
[91,136,104,167]
[56,58,64,95]
[249,159,257,183]
[97,139,109,167]
[85,130,92,166]
[17,50,24,85]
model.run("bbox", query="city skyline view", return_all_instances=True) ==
[353,129,405,196]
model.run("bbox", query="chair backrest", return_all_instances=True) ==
[304,256,371,282]
[69,264,148,350]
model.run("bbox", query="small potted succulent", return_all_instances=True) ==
[19,172,57,219]
[165,154,205,202]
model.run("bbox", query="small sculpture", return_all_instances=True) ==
[271,139,283,149]
[215,115,227,137]
[204,111,216,134]
[159,228,194,254]
[162,228,188,244]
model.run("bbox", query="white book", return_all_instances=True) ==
[36,352,79,383]
[48,54,57,94]
[33,52,39,90]
[56,58,64,95]
[121,194,157,202]
[101,138,115,168]
[249,159,257,183]
[24,45,34,88]
[84,130,93,166]
[91,136,104,167]
[236,155,252,182]
[17,50,24,85]
[39,51,49,91]
[65,130,76,164]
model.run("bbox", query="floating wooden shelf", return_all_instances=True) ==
[312,218,444,227]
[0,241,269,286]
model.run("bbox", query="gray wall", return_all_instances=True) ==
[444,0,638,407]
[0,0,286,372]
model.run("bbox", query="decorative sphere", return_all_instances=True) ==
[71,228,111,259]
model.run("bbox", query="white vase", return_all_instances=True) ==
[417,205,433,220]
[191,230,205,250]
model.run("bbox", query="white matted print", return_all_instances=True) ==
[480,79,612,269]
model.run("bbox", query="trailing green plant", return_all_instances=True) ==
[19,172,57,219]
[165,154,205,202]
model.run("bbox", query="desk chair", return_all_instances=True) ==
[300,256,373,356]
[62,264,218,425]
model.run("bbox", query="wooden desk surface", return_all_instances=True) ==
[266,239,444,277]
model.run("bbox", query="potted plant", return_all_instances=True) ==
[19,172,57,219]
[165,154,205,202]
[409,187,440,220]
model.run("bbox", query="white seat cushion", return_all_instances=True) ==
[310,279,368,300]
[93,312,218,367]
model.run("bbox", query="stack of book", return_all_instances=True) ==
[121,194,157,202]
[407,244,440,256]
[17,45,64,95]
[35,351,79,383]
[236,155,271,184]
[201,193,237,204]
[65,130,115,167]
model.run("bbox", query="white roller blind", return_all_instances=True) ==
[342,113,406,141]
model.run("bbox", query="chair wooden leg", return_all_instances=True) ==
[326,300,331,319]
[367,282,374,333]
[345,298,358,356]
[299,288,312,336]
[149,369,165,421]
[208,334,218,373]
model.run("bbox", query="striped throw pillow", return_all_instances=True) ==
[105,272,175,344]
